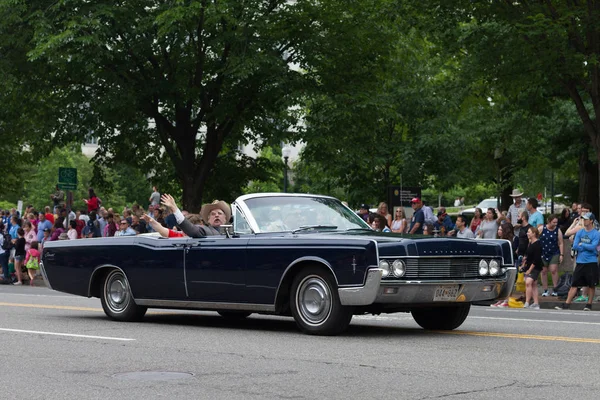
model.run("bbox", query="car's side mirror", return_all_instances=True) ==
[219,224,233,238]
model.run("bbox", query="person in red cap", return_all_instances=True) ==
[409,198,425,235]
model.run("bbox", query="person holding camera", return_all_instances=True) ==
[556,212,600,311]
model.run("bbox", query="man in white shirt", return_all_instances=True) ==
[506,189,526,235]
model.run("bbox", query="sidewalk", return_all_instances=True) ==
[535,294,599,311]
[495,283,600,311]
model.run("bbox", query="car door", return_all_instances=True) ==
[184,235,249,303]
[125,236,189,300]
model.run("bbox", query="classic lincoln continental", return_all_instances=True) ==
[41,193,516,335]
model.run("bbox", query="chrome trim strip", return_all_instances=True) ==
[233,200,261,234]
[88,265,130,298]
[338,268,383,306]
[379,255,505,259]
[497,267,517,299]
[135,299,275,312]
[38,261,53,290]
[232,203,256,235]
[183,247,189,297]
[379,277,508,285]
[274,256,338,303]
[373,273,513,304]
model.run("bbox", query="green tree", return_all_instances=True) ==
[297,26,460,206]
[413,0,600,210]
[21,145,136,212]
[1,0,402,210]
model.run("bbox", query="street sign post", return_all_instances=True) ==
[58,167,78,187]
[58,167,77,224]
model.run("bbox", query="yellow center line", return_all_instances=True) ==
[2,302,599,343]
[0,302,177,315]
[0,302,101,312]
[437,330,600,344]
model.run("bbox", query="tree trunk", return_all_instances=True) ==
[578,146,600,215]
[181,172,205,214]
[500,186,513,214]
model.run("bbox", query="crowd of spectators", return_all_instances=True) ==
[0,186,206,285]
[361,194,596,310]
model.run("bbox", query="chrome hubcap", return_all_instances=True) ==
[105,272,130,313]
[297,276,332,326]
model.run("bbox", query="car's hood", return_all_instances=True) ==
[285,230,512,264]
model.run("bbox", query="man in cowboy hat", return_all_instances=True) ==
[507,188,526,235]
[160,194,230,237]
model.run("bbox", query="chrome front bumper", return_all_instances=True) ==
[38,261,53,290]
[338,267,516,306]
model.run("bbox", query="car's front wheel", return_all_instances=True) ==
[100,269,147,322]
[290,266,353,335]
[411,304,470,330]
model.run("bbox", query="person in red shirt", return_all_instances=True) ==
[83,188,102,213]
[141,214,185,238]
[44,206,55,224]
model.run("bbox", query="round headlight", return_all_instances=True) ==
[489,259,500,276]
[478,259,489,276]
[392,259,406,278]
[379,260,390,278]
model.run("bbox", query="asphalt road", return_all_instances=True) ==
[2,286,600,400]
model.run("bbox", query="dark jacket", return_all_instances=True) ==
[178,218,220,237]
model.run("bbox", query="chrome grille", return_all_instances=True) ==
[400,258,481,279]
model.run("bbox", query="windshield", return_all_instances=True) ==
[244,196,371,233]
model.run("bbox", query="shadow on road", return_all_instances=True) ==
[61,312,434,338]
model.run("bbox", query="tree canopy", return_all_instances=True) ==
[0,0,402,211]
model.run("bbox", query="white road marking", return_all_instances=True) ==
[0,328,135,341]
[485,308,600,317]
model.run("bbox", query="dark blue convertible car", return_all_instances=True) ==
[41,193,515,335]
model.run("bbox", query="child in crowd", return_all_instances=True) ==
[41,228,51,250]
[13,228,26,285]
[24,241,40,286]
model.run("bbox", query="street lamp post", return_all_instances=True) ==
[282,146,291,193]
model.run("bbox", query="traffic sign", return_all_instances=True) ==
[58,167,77,191]
[57,183,77,190]
[58,167,78,185]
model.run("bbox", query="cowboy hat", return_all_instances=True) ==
[509,189,523,197]
[200,200,231,224]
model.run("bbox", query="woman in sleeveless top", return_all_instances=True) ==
[391,207,407,233]
[539,215,563,297]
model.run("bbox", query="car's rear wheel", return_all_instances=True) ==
[217,311,252,319]
[411,304,470,330]
[100,269,147,321]
[290,266,353,335]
